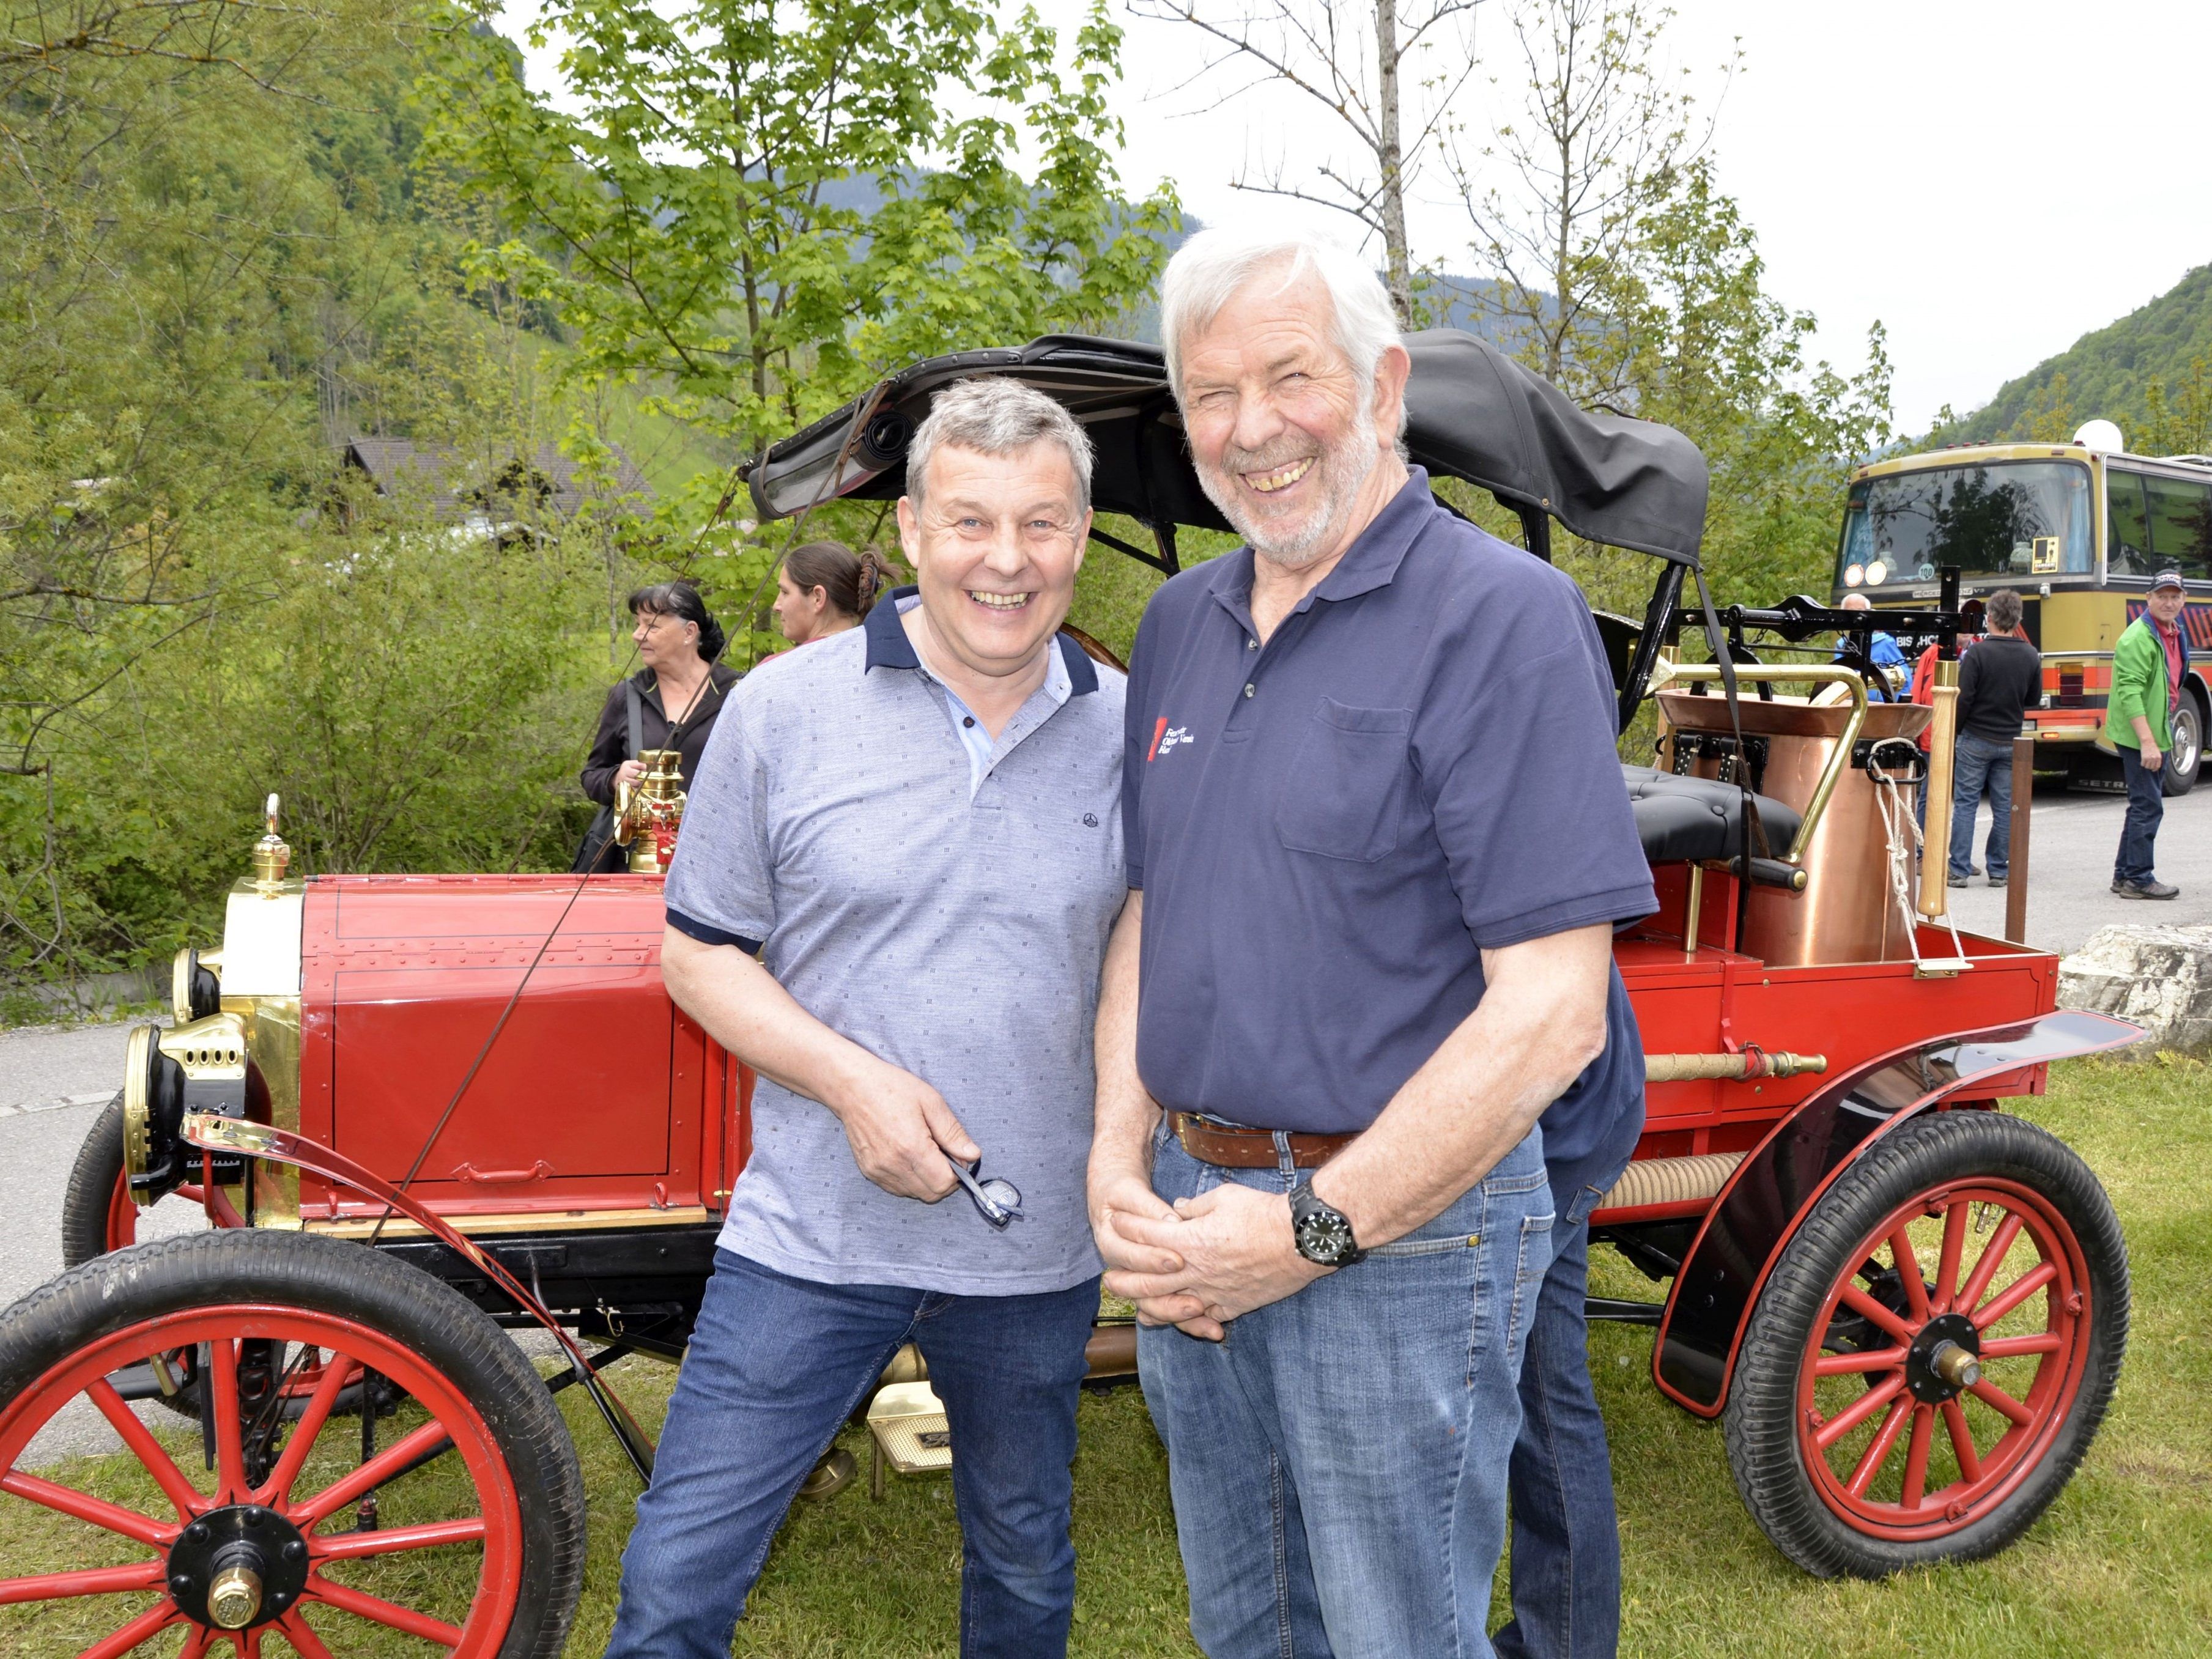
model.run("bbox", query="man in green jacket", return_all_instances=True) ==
[2104,567,2191,899]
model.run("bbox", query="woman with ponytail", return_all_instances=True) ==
[769,541,893,650]
[575,580,739,871]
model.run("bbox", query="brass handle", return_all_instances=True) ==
[1645,1051,1827,1082]
[1645,659,1871,865]
[1919,662,1961,919]
[450,1160,555,1184]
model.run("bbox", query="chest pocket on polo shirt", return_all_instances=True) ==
[1276,698,1416,861]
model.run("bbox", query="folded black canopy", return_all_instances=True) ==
[749,329,1709,567]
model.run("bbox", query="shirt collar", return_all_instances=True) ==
[1311,467,1437,603]
[862,585,1098,693]
[1209,467,1438,632]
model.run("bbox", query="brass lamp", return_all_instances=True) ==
[614,749,687,874]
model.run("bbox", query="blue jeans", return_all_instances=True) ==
[2117,743,2166,886]
[1947,731,2016,880]
[1493,1197,1621,1659]
[1139,1126,1556,1659]
[605,1249,1099,1659]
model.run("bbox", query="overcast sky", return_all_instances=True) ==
[498,1,2212,434]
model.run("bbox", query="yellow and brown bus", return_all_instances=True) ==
[1833,434,2212,794]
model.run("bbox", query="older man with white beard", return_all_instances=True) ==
[1088,230,1654,1658]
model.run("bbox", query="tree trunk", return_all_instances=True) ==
[1548,111,1571,382]
[1375,0,1412,325]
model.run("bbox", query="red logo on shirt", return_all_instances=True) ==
[1147,717,1193,761]
[1150,721,1203,761]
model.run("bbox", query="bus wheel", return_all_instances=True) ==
[2161,690,2203,796]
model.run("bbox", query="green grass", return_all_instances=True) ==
[3,1055,2206,1655]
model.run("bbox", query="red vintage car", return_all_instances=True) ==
[0,333,2139,1658]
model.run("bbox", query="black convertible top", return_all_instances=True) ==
[749,330,1709,567]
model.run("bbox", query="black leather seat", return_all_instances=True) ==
[1621,765,1803,866]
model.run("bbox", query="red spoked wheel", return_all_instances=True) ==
[61,1098,362,1430]
[1726,1111,2127,1578]
[0,1231,584,1657]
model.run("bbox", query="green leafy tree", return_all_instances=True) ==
[418,0,1175,473]
[1585,161,1893,607]
[0,6,614,1001]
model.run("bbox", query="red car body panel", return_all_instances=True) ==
[294,875,748,1224]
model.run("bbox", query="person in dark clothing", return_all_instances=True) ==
[578,583,739,870]
[1947,588,2041,887]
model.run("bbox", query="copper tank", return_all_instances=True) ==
[1657,692,1932,966]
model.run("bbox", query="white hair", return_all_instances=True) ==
[1160,228,1406,430]
[906,377,1094,514]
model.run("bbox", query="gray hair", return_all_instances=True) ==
[1160,228,1405,429]
[905,377,1095,514]
[1985,588,2024,633]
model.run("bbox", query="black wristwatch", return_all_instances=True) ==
[1289,1178,1364,1267]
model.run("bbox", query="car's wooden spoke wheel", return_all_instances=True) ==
[1797,1180,2088,1536]
[0,1232,584,1658]
[1725,1111,2126,1578]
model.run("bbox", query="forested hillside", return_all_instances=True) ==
[1937,264,2212,453]
[0,0,1167,1008]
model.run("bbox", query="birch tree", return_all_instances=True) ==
[1448,0,1722,385]
[1132,0,1484,323]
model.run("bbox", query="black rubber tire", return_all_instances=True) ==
[2161,690,2203,796]
[0,1229,587,1658]
[59,1092,129,1271]
[1723,1112,2128,1578]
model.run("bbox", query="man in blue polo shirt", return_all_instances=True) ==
[606,379,1127,1659]
[1090,230,1655,1659]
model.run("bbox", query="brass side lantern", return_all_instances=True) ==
[614,749,687,874]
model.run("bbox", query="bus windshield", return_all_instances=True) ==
[1835,460,2093,590]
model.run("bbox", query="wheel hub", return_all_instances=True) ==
[1904,1312,1981,1403]
[166,1503,310,1631]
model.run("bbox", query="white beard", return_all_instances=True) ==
[1197,401,1380,571]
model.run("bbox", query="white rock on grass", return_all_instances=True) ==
[2058,923,2212,1053]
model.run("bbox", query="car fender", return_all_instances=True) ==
[180,1112,656,1480]
[1652,1010,2142,1417]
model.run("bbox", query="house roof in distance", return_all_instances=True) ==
[342,437,651,520]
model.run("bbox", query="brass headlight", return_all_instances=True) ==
[120,1014,245,1208]
[120,1023,161,1194]
[170,946,221,1024]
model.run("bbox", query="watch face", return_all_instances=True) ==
[1296,1209,1356,1265]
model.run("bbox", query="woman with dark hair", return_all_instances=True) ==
[575,582,739,871]
[769,541,894,648]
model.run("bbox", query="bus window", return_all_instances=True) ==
[2145,473,2212,580]
[2108,471,2152,577]
[1833,461,2091,591]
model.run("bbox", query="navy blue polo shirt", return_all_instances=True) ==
[1123,470,1657,1213]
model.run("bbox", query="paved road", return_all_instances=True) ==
[0,780,2200,1458]
[1936,776,2212,953]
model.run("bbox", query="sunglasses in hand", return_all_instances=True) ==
[945,1155,1024,1230]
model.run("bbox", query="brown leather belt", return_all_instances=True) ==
[1171,1111,1356,1170]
